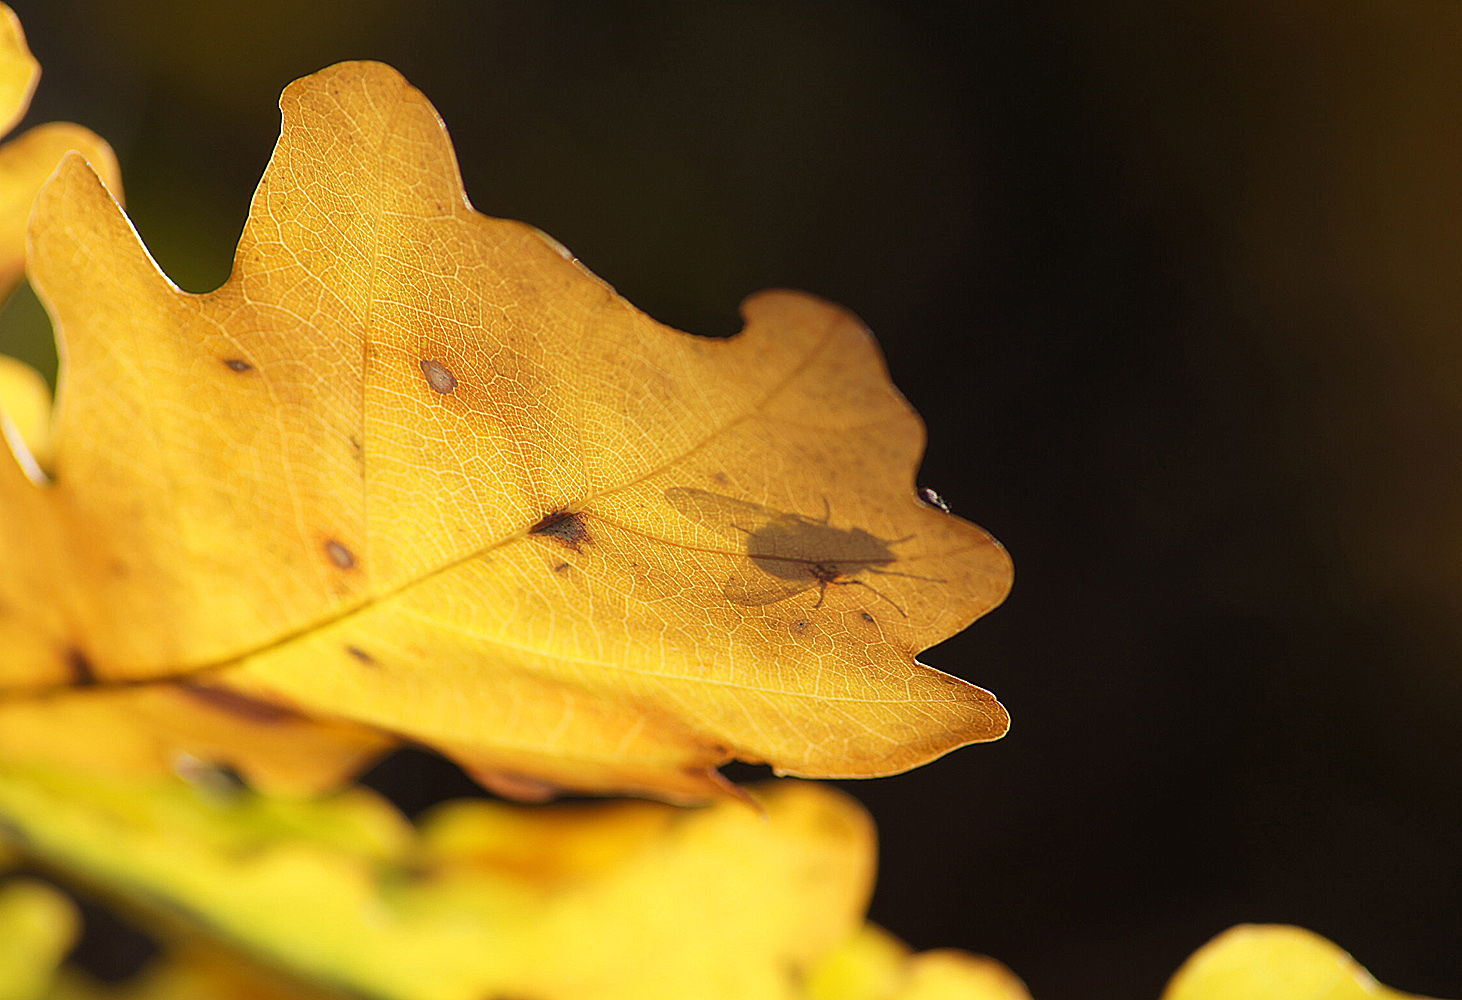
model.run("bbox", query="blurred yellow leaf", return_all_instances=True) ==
[0,3,37,138]
[0,3,119,302]
[893,951,1032,1000]
[0,682,388,798]
[0,354,49,471]
[1,59,1010,800]
[0,770,878,1000]
[805,924,1031,1000]
[0,1,120,492]
[0,877,76,1000]
[40,936,351,1000]
[1162,924,1447,1000]
[0,861,346,1000]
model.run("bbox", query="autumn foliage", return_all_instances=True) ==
[0,5,1443,998]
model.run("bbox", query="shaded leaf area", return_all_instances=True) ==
[0,770,1028,1000]
[0,54,1011,803]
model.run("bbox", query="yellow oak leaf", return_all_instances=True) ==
[1162,924,1448,1000]
[1,58,1011,801]
[0,768,879,1000]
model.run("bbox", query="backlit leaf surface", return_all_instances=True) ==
[1,60,1011,800]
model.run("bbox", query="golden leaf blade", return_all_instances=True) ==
[4,60,1011,798]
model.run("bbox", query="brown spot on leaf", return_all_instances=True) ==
[790,619,811,635]
[66,648,97,686]
[180,684,302,725]
[325,539,356,569]
[553,562,570,573]
[223,358,253,372]
[860,611,875,623]
[530,510,591,552]
[419,358,458,394]
[346,645,377,666]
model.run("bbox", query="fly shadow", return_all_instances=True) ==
[662,487,939,616]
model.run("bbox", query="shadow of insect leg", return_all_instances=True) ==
[835,578,908,617]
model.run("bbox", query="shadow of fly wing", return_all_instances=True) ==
[662,487,923,613]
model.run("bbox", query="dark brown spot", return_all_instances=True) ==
[529,510,591,552]
[712,471,730,484]
[860,611,875,623]
[419,358,458,394]
[180,684,302,725]
[325,539,356,569]
[223,359,253,372]
[553,562,570,573]
[346,645,377,666]
[67,647,97,686]
[790,619,811,635]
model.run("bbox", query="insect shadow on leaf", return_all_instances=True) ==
[662,487,939,616]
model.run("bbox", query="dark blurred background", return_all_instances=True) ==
[4,1,1460,996]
